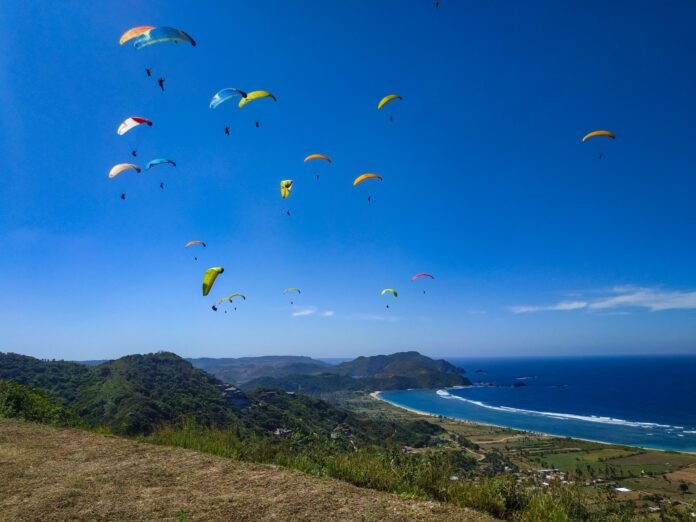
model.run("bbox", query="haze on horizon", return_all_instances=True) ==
[1,1,695,361]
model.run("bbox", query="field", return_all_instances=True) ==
[0,419,491,522]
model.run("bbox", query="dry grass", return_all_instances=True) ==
[0,419,493,521]
[666,464,696,484]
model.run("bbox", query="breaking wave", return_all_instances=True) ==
[435,389,678,430]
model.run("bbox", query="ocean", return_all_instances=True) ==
[379,355,696,452]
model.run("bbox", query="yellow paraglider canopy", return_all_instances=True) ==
[280,180,294,199]
[304,154,332,164]
[353,173,382,187]
[238,90,277,108]
[582,130,616,142]
[202,267,224,296]
[377,94,402,110]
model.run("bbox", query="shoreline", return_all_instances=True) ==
[370,390,696,455]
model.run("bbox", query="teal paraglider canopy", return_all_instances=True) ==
[210,88,248,109]
[145,158,176,170]
[133,27,196,49]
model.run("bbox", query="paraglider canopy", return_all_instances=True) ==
[377,94,402,110]
[117,117,152,136]
[582,130,615,142]
[185,240,206,248]
[381,288,398,297]
[119,26,155,45]
[146,158,176,170]
[108,163,141,179]
[202,267,224,296]
[284,287,301,294]
[218,293,246,304]
[411,273,435,281]
[210,88,248,109]
[238,90,276,108]
[353,173,382,187]
[280,180,294,199]
[304,154,332,164]
[133,27,196,49]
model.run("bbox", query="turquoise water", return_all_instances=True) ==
[379,355,696,452]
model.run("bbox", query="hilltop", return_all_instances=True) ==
[188,355,329,384]
[242,351,470,393]
[0,419,490,522]
[0,351,245,435]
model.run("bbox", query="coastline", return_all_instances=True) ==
[370,390,695,455]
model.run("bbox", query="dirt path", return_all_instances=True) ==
[0,419,492,521]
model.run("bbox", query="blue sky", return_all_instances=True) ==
[1,0,695,360]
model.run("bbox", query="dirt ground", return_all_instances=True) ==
[0,419,492,521]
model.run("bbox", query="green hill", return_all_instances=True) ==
[0,351,245,435]
[243,351,470,393]
[188,355,329,384]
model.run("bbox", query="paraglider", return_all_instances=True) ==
[218,293,246,309]
[354,174,382,200]
[131,27,196,50]
[117,117,152,136]
[119,26,155,46]
[131,150,137,157]
[185,240,206,261]
[210,88,248,109]
[160,183,164,189]
[108,163,141,179]
[280,180,293,199]
[158,78,165,91]
[305,154,331,180]
[225,126,230,136]
[145,158,176,170]
[202,267,224,296]
[381,288,398,308]
[238,90,276,108]
[377,94,402,110]
[121,193,126,200]
[284,287,301,305]
[582,130,615,142]
[146,68,152,77]
[412,273,434,294]
[256,121,260,128]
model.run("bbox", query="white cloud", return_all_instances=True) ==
[291,307,336,318]
[291,307,316,317]
[510,301,588,314]
[588,287,696,312]
[510,286,696,314]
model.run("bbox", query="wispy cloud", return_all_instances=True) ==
[511,286,696,314]
[290,306,335,318]
[510,301,588,314]
[291,307,316,317]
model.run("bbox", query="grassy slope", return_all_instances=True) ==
[0,419,491,522]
